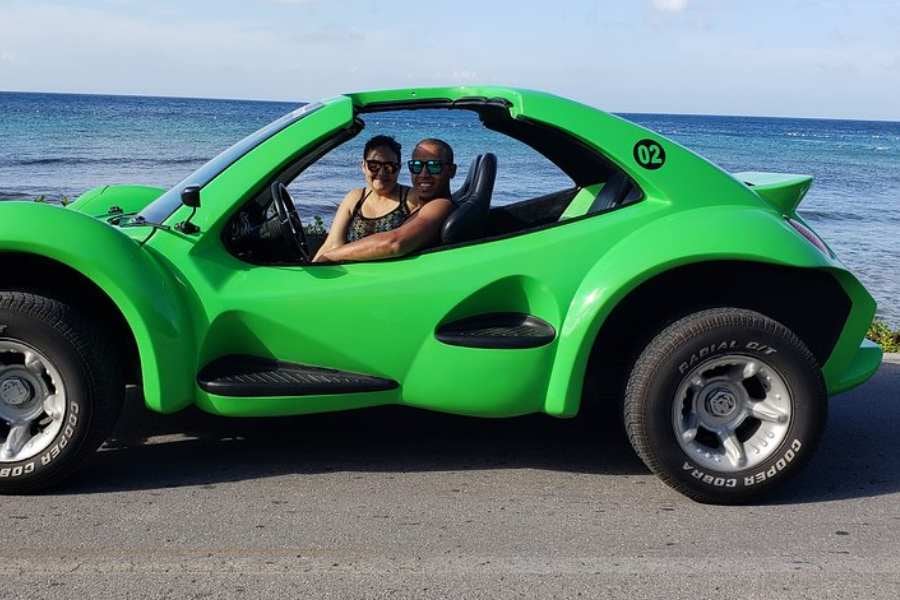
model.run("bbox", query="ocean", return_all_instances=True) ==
[1,91,898,326]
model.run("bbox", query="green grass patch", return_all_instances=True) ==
[305,214,326,236]
[867,320,900,353]
[33,195,72,206]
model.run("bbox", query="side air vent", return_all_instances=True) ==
[435,313,556,349]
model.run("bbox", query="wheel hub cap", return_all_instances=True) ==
[705,387,737,417]
[0,340,67,463]
[0,367,46,422]
[672,355,793,473]
[1,377,33,407]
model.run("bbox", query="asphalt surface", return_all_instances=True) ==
[4,357,900,599]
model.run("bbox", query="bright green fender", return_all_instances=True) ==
[547,205,875,416]
[0,202,196,413]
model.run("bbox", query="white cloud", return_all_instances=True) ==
[0,3,488,101]
[652,0,688,13]
[0,3,373,100]
[1,1,897,119]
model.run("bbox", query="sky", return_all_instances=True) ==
[1,0,899,120]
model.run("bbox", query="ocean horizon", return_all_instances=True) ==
[1,91,898,326]
[6,89,900,123]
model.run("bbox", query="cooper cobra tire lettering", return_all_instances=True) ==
[743,439,803,486]
[678,439,802,489]
[3,401,81,477]
[680,462,737,488]
[1,463,36,478]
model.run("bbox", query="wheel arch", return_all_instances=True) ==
[576,261,851,416]
[543,206,854,417]
[0,204,196,413]
[0,249,196,414]
[3,252,141,385]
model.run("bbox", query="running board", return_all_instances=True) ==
[197,355,398,397]
[435,312,556,349]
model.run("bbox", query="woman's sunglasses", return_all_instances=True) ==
[408,159,449,175]
[365,160,400,175]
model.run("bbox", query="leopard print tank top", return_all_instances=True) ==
[345,187,411,243]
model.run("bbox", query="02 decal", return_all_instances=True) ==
[633,139,666,170]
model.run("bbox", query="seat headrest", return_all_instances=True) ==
[451,155,482,206]
[588,171,633,213]
[441,153,497,244]
[466,153,496,205]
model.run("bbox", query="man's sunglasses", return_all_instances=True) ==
[408,159,450,175]
[365,160,400,175]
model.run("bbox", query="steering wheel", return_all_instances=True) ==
[270,181,310,262]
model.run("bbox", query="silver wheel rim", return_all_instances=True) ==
[0,340,67,463]
[672,354,792,472]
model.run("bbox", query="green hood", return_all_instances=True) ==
[67,184,166,219]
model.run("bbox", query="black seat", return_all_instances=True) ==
[588,171,639,213]
[441,153,497,244]
[451,155,481,205]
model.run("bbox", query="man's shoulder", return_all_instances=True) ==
[420,196,454,215]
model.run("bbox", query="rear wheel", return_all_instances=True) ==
[623,308,826,504]
[0,292,123,493]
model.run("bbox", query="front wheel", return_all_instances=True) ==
[624,308,827,504]
[0,292,123,494]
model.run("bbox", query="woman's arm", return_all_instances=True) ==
[312,197,453,263]
[311,190,359,262]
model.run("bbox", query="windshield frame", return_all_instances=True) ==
[136,101,324,224]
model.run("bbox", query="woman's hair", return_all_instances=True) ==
[363,135,401,162]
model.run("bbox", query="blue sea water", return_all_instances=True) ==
[1,91,898,326]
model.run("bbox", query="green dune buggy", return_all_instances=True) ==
[0,86,882,502]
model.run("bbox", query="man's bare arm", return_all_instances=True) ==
[312,198,453,263]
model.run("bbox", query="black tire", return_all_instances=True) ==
[0,292,124,494]
[623,308,826,504]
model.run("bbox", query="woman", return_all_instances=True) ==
[311,136,455,263]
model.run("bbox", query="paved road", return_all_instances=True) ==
[4,358,900,599]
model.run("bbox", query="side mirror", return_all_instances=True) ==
[176,185,201,234]
[181,185,201,208]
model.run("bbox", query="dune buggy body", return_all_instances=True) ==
[0,87,882,500]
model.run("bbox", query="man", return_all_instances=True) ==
[311,138,456,263]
